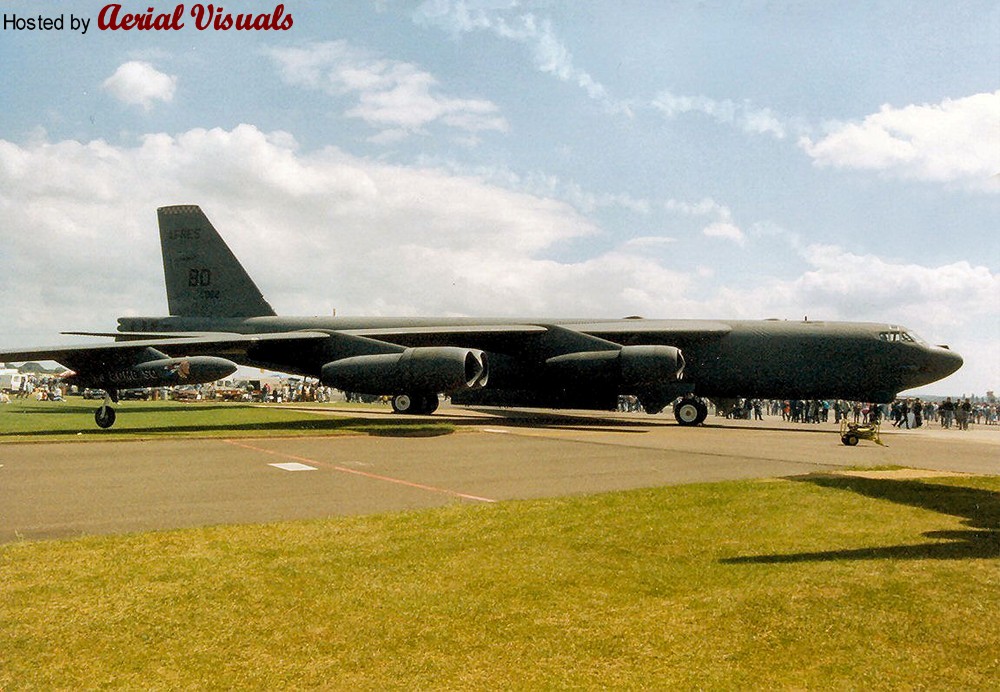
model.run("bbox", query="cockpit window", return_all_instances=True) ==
[879,330,926,344]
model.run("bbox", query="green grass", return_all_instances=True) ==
[0,398,453,442]
[1,474,997,688]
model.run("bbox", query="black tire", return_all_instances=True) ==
[842,434,859,446]
[674,400,701,426]
[393,392,439,415]
[391,393,414,413]
[95,406,116,429]
[693,399,709,425]
[420,394,439,415]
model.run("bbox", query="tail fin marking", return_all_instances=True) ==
[157,205,276,318]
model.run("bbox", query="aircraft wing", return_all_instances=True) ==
[338,324,552,354]
[565,320,733,341]
[22,321,735,369]
[335,320,732,354]
[1,331,331,367]
[341,324,549,338]
[4,320,730,401]
[22,321,731,368]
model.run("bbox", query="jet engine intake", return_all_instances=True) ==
[321,347,488,394]
[545,345,683,390]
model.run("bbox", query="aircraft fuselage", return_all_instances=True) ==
[117,315,962,405]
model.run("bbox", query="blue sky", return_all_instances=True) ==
[1,1,997,396]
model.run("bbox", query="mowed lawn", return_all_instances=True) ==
[0,398,452,441]
[1,473,997,688]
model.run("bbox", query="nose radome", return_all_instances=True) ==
[929,347,963,379]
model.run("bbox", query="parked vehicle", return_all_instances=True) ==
[0,371,24,393]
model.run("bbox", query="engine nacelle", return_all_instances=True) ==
[68,356,238,389]
[545,345,683,391]
[321,347,488,394]
[620,345,684,387]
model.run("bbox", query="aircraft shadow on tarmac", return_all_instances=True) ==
[258,404,660,433]
[457,408,849,435]
[297,405,666,432]
[722,475,1000,563]
[462,408,664,432]
[459,407,872,435]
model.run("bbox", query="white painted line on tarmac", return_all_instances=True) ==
[227,439,496,503]
[269,462,318,472]
[482,428,510,434]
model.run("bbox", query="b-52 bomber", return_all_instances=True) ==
[1,205,963,428]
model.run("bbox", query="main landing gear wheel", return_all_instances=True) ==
[391,393,414,413]
[420,394,440,414]
[391,393,439,415]
[673,398,708,426]
[95,405,116,429]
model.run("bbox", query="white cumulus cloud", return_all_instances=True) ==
[799,91,1000,193]
[795,244,1000,326]
[101,61,177,111]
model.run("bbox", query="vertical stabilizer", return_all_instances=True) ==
[158,205,276,317]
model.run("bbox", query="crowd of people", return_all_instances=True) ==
[1,374,66,403]
[615,394,997,430]
[206,379,335,404]
[730,397,995,429]
[886,396,984,430]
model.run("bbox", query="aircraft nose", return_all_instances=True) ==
[925,347,963,381]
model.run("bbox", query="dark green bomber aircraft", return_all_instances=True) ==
[1,205,963,428]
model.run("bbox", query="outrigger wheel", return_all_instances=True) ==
[95,405,116,429]
[673,397,708,426]
[94,389,119,429]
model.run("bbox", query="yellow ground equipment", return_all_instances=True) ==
[840,418,886,447]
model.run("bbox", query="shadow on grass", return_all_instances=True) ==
[0,416,453,439]
[722,475,1000,563]
[5,403,250,416]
